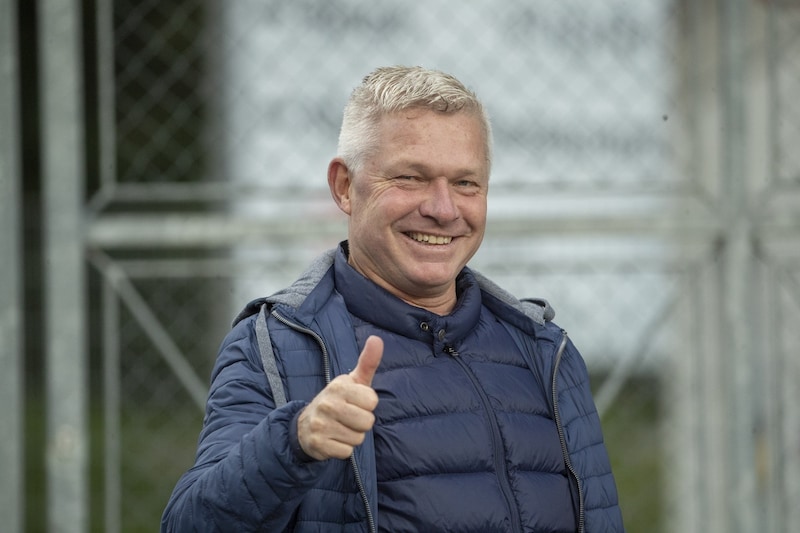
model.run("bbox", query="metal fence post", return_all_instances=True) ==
[39,0,89,531]
[0,0,24,531]
[720,1,759,532]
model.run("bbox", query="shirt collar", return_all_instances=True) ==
[333,243,482,345]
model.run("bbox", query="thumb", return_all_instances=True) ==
[350,335,383,386]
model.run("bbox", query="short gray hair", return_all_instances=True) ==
[336,66,493,174]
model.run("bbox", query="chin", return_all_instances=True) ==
[407,269,460,289]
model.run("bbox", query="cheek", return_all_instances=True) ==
[350,198,391,236]
[461,198,487,225]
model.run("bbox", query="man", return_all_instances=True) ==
[162,66,624,532]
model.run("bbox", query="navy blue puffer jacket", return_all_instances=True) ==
[161,246,624,532]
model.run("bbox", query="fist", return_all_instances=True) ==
[297,335,383,460]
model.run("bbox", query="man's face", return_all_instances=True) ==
[329,108,489,311]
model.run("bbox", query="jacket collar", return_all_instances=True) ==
[238,242,555,330]
[333,244,483,344]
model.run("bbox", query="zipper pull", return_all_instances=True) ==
[443,345,459,357]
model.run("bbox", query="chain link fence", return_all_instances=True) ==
[12,0,799,531]
[95,2,681,530]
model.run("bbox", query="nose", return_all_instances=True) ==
[419,178,459,222]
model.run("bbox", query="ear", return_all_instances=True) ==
[327,158,353,215]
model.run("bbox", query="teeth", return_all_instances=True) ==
[408,233,452,245]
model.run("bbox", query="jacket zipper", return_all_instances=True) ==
[551,331,585,533]
[270,310,378,533]
[444,345,523,532]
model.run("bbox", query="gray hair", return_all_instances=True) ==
[336,66,493,174]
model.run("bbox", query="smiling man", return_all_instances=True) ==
[162,66,624,533]
[329,105,488,315]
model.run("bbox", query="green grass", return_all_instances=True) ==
[24,398,202,532]
[597,373,664,532]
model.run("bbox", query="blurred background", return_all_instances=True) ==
[1,0,799,531]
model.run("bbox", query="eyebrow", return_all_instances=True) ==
[391,161,483,179]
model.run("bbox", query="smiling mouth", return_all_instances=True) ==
[406,232,453,245]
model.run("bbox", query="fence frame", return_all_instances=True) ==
[0,0,24,531]
[39,0,89,531]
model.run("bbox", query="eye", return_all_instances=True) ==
[392,175,424,186]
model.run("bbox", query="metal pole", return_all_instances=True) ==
[672,1,728,531]
[0,0,24,530]
[39,0,88,531]
[719,1,758,531]
[95,0,116,192]
[96,3,120,527]
[102,277,121,533]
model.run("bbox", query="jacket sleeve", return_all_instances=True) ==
[556,333,626,532]
[161,316,326,532]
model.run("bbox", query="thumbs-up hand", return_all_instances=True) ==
[296,336,383,461]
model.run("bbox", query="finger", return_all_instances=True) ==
[350,335,383,386]
[297,403,375,461]
[310,395,376,432]
[337,404,376,433]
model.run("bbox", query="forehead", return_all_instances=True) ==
[372,109,488,164]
